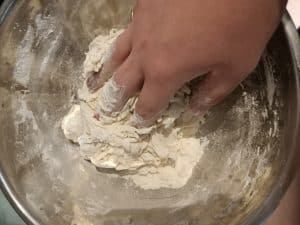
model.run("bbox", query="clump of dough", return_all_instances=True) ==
[62,29,209,189]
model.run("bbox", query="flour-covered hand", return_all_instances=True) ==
[88,0,287,126]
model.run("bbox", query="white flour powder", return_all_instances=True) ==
[61,30,209,189]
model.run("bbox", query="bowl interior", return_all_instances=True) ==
[0,1,296,225]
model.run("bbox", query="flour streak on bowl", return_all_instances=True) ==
[0,1,300,225]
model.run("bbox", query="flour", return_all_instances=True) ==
[13,25,34,86]
[97,78,125,116]
[83,29,122,78]
[62,30,209,189]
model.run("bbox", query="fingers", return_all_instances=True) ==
[97,55,143,115]
[87,28,132,92]
[103,27,133,75]
[132,78,180,127]
[190,70,245,116]
[98,62,245,127]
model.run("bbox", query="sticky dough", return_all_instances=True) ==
[61,29,209,189]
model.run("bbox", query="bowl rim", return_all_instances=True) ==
[0,1,44,224]
[241,12,300,225]
[0,1,299,224]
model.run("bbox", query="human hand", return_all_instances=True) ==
[88,0,287,126]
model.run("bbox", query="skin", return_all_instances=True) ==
[266,171,300,225]
[88,1,300,223]
[88,0,287,126]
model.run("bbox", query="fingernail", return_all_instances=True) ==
[97,76,125,116]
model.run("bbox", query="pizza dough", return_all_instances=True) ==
[61,29,209,189]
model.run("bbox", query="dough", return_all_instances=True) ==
[62,29,209,189]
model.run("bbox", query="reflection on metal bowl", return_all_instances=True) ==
[0,1,299,225]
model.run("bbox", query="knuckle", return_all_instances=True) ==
[145,57,174,84]
[134,39,175,84]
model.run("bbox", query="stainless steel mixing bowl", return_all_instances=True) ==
[0,1,300,225]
